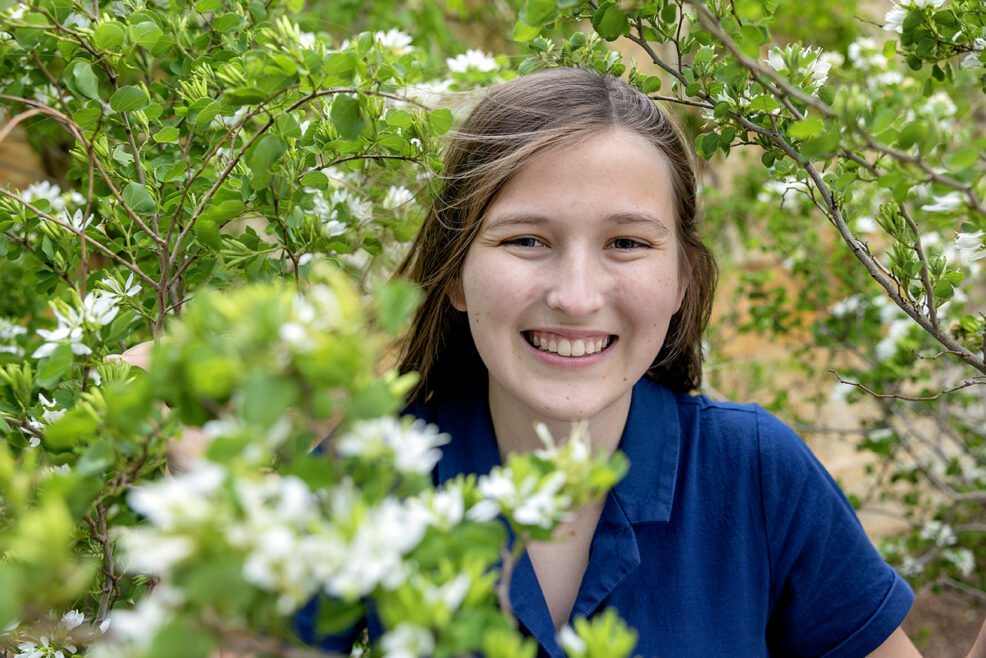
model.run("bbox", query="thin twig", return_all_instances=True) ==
[0,187,160,291]
[830,370,986,402]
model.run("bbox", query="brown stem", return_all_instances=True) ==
[830,370,986,402]
[0,187,160,291]
[270,192,300,287]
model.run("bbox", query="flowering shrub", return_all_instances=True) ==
[1,0,986,654]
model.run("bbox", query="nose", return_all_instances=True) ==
[544,246,607,318]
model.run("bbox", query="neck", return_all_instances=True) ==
[488,377,632,461]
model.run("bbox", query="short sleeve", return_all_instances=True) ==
[756,407,913,657]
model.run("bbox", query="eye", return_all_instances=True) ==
[502,236,547,248]
[607,237,650,250]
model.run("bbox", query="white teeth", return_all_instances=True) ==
[528,332,612,357]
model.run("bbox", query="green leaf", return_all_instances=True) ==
[71,61,100,99]
[246,134,287,177]
[76,441,115,476]
[524,0,555,25]
[72,102,103,128]
[93,21,126,49]
[300,171,329,189]
[787,118,824,139]
[37,344,74,388]
[241,374,300,426]
[148,619,216,658]
[428,108,454,136]
[194,219,222,249]
[44,408,98,451]
[110,85,149,112]
[153,126,180,143]
[593,3,629,40]
[199,198,245,224]
[224,87,268,106]
[641,75,661,93]
[330,94,363,140]
[324,52,357,82]
[122,182,157,215]
[194,0,220,11]
[131,21,163,49]
[800,132,841,159]
[275,112,301,138]
[944,146,978,169]
[212,12,242,32]
[897,121,927,150]
[386,109,414,129]
[513,20,542,42]
[194,100,222,128]
[374,280,423,334]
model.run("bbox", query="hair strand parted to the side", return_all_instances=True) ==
[396,67,717,399]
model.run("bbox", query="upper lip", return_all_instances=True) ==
[524,328,615,340]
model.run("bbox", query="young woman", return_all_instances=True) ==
[383,67,920,656]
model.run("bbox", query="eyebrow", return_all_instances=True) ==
[483,211,671,235]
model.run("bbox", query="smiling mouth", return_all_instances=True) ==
[524,330,615,357]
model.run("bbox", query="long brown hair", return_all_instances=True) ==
[396,67,717,399]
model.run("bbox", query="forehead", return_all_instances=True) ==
[481,127,677,230]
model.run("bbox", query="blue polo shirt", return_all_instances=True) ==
[298,376,913,656]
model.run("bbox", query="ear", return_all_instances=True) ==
[448,279,467,312]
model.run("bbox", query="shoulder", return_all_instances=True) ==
[669,388,810,464]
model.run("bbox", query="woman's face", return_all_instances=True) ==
[451,127,686,425]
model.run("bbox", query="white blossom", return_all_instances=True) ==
[127,461,226,530]
[829,294,864,319]
[80,291,120,326]
[920,191,964,212]
[558,625,587,656]
[100,585,183,652]
[22,181,65,212]
[100,273,141,301]
[446,49,497,73]
[883,5,906,33]
[380,623,434,658]
[919,519,957,546]
[955,231,986,261]
[315,495,430,598]
[335,417,449,474]
[943,547,975,576]
[117,530,195,574]
[900,554,923,576]
[60,611,84,633]
[0,318,26,356]
[875,318,911,361]
[33,325,88,359]
[298,31,316,49]
[478,468,570,529]
[382,185,414,211]
[374,28,413,54]
[855,215,878,234]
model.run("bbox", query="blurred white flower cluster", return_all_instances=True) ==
[1,609,109,658]
[446,49,498,74]
[766,44,832,91]
[336,417,449,473]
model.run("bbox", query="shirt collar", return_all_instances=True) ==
[609,377,681,524]
[431,375,682,524]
